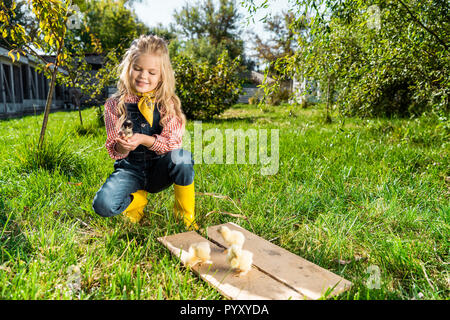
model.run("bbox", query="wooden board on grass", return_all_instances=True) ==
[157,231,305,300]
[207,222,352,300]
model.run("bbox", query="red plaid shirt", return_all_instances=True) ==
[104,93,184,160]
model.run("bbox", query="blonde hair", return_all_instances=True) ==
[110,34,186,130]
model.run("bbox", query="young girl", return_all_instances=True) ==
[92,34,197,230]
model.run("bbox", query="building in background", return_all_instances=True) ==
[0,46,71,118]
[0,45,110,119]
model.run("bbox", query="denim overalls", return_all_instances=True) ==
[92,102,194,218]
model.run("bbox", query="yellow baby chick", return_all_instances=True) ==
[218,225,245,249]
[186,242,212,267]
[226,244,253,276]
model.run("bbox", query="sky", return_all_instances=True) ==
[130,0,292,55]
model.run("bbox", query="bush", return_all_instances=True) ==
[17,133,87,177]
[172,50,243,119]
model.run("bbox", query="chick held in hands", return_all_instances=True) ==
[186,242,212,267]
[226,244,253,276]
[120,119,134,139]
[218,225,245,249]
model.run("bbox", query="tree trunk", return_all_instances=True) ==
[38,67,58,149]
[38,45,62,150]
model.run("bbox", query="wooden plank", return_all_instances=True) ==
[207,222,352,300]
[157,231,305,300]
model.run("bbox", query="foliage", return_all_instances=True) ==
[70,0,149,55]
[176,37,231,66]
[0,0,34,49]
[169,0,252,118]
[173,0,250,69]
[172,50,243,119]
[243,0,450,118]
[250,10,305,76]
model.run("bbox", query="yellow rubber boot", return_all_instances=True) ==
[173,182,198,230]
[122,189,148,223]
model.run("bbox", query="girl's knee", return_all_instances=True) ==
[92,190,124,218]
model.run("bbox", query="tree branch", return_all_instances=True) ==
[398,0,448,51]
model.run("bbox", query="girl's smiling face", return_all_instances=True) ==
[130,53,161,93]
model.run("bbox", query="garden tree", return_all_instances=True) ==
[173,0,246,66]
[0,0,76,148]
[250,10,305,76]
[68,0,149,55]
[171,1,245,118]
[248,10,308,107]
[180,36,230,65]
[244,0,449,118]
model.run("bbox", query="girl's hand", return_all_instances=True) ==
[116,134,140,152]
[115,133,155,152]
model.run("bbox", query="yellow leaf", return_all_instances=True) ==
[8,50,15,63]
[16,52,20,61]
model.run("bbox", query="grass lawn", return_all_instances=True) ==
[0,102,448,300]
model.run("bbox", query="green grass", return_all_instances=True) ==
[0,103,448,300]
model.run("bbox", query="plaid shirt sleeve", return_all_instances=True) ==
[104,98,129,160]
[148,115,184,155]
